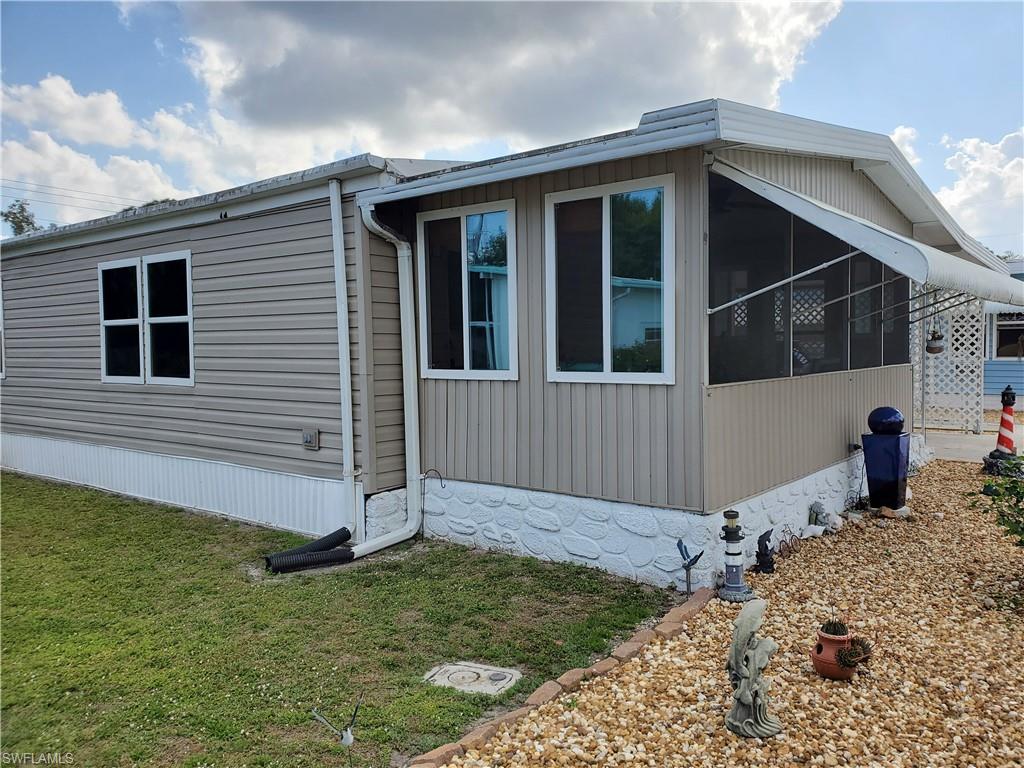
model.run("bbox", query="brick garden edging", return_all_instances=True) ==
[407,586,715,768]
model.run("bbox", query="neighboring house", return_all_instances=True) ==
[3,99,1021,589]
[984,258,1024,398]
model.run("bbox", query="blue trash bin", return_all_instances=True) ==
[862,407,910,509]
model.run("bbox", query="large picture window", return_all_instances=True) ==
[709,174,911,384]
[545,175,675,384]
[98,250,194,385]
[416,201,517,380]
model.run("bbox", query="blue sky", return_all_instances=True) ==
[2,1,1022,252]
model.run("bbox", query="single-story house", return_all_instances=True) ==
[984,258,1024,399]
[3,99,1022,589]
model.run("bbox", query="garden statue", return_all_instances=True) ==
[753,529,774,573]
[725,599,782,738]
[676,539,704,598]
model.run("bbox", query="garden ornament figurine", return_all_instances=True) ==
[753,529,774,574]
[676,539,704,598]
[719,510,756,602]
[312,692,363,750]
[725,599,782,739]
[985,385,1018,472]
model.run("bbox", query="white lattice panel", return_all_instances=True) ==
[912,286,984,432]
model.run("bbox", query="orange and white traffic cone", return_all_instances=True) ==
[992,385,1017,457]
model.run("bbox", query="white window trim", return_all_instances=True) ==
[416,200,519,381]
[544,173,676,385]
[97,250,194,386]
[143,250,195,386]
[98,256,145,384]
[993,315,1024,360]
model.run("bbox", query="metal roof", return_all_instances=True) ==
[2,153,393,256]
[2,98,1005,277]
[359,98,1006,275]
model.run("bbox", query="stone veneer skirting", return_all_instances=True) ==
[365,435,932,588]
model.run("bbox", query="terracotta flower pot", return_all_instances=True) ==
[809,629,855,681]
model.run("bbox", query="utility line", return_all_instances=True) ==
[1,186,130,211]
[0,178,151,204]
[0,194,123,214]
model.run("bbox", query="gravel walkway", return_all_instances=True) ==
[446,461,1024,767]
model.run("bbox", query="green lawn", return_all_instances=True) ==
[0,472,667,767]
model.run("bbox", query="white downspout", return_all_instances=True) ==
[329,180,361,540]
[350,202,423,558]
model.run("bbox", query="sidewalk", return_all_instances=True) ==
[925,430,1000,463]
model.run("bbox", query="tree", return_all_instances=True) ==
[120,198,176,213]
[2,199,41,235]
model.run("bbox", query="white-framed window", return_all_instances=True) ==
[416,200,518,380]
[993,313,1024,359]
[544,174,675,384]
[98,250,194,385]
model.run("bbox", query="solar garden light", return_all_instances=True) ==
[719,510,756,603]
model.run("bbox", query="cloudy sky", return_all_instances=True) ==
[1,1,1022,254]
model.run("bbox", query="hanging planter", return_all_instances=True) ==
[925,329,945,354]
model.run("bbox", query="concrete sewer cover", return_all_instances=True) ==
[423,662,521,695]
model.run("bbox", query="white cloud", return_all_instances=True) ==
[936,129,1024,255]
[1,76,362,191]
[2,2,844,228]
[2,75,151,148]
[178,1,842,156]
[1,131,192,225]
[890,125,921,166]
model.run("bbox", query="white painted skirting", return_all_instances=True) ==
[1,432,356,536]
[367,434,933,589]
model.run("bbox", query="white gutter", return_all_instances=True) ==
[4,154,389,258]
[358,121,718,206]
[350,203,423,558]
[329,180,361,541]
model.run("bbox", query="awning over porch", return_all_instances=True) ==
[710,159,1024,306]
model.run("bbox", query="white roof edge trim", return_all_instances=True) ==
[358,119,718,206]
[359,98,1001,277]
[710,159,1024,306]
[2,153,390,257]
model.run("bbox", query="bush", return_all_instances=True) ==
[971,457,1024,545]
[612,340,662,372]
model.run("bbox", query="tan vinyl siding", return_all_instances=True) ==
[365,231,406,491]
[1,199,352,479]
[408,149,705,509]
[715,149,914,235]
[702,365,914,510]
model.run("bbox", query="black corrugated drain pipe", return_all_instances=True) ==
[268,547,355,573]
[264,526,352,573]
